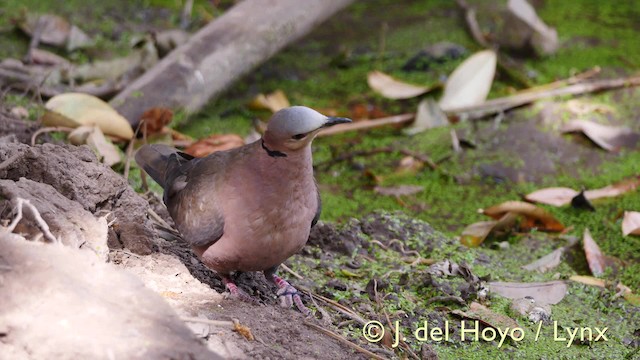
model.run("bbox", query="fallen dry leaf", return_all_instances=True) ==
[184,134,244,157]
[506,0,558,55]
[460,212,518,247]
[348,103,388,120]
[68,125,120,166]
[524,187,579,207]
[525,177,640,207]
[248,90,290,113]
[481,201,564,232]
[521,247,564,273]
[373,185,423,197]
[367,71,432,100]
[561,119,638,152]
[19,14,93,51]
[582,228,620,277]
[569,275,639,305]
[622,211,640,236]
[404,98,449,135]
[584,176,640,200]
[140,108,173,135]
[452,302,520,338]
[488,281,567,305]
[43,93,134,139]
[439,50,497,111]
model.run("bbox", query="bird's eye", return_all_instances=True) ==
[292,133,306,140]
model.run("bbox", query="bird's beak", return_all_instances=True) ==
[322,117,352,128]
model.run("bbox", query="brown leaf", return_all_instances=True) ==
[622,211,640,237]
[248,90,290,113]
[367,71,432,100]
[452,302,520,334]
[526,177,640,207]
[481,201,564,232]
[184,134,244,157]
[140,108,173,136]
[561,119,638,152]
[583,228,616,277]
[373,185,423,197]
[585,176,640,200]
[524,187,578,207]
[569,275,639,305]
[460,212,518,247]
[460,221,497,247]
[348,103,387,120]
[488,281,567,306]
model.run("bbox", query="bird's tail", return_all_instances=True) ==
[134,144,181,189]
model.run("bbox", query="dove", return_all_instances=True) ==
[135,106,350,314]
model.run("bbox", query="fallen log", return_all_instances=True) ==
[110,0,355,126]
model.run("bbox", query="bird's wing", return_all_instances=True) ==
[311,183,321,228]
[165,150,235,248]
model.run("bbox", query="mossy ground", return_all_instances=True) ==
[1,0,640,358]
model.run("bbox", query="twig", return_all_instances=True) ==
[123,120,145,180]
[317,113,414,137]
[300,288,367,325]
[447,75,640,121]
[518,66,601,94]
[147,208,173,230]
[280,263,304,280]
[0,153,20,171]
[2,198,59,243]
[303,321,386,360]
[31,126,75,146]
[180,0,194,29]
[450,129,461,153]
[456,0,490,48]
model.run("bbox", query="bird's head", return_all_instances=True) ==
[263,106,351,152]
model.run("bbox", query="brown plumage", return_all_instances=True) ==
[135,106,350,313]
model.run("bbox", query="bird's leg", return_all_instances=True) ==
[222,276,258,304]
[270,273,311,316]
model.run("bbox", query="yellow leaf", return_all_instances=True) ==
[43,93,133,139]
[367,71,432,100]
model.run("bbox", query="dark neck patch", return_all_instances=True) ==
[261,139,287,158]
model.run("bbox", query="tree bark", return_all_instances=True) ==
[110,0,356,126]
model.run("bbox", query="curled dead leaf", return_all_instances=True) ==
[68,125,120,166]
[460,212,518,247]
[622,211,640,236]
[584,176,640,200]
[43,93,134,139]
[439,50,497,111]
[561,119,638,152]
[367,71,432,100]
[140,108,173,136]
[184,134,244,157]
[582,228,620,277]
[481,201,564,232]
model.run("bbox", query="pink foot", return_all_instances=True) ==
[271,274,311,316]
[223,277,258,304]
